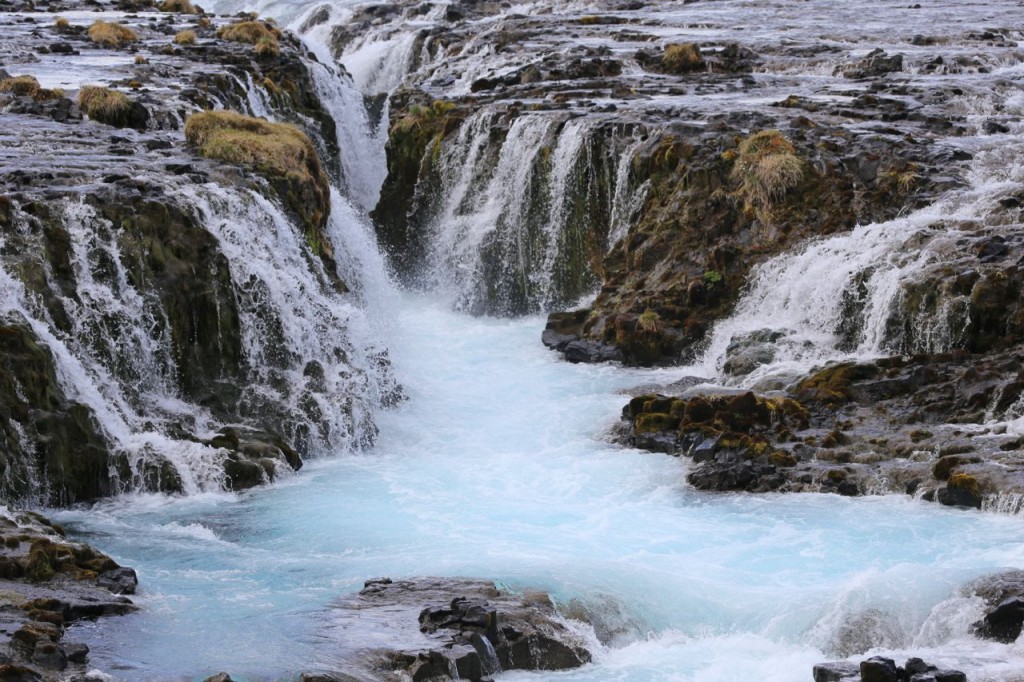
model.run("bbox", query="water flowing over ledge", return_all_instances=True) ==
[0,0,1022,679]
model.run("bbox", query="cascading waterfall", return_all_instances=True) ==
[308,61,388,212]
[181,184,390,454]
[700,132,1024,386]
[608,129,652,250]
[0,202,229,495]
[10,1,1022,680]
[424,112,560,312]
[415,111,640,314]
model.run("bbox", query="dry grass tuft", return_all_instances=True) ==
[254,35,280,56]
[662,43,704,73]
[77,86,133,125]
[87,21,139,48]
[185,109,329,233]
[0,75,65,101]
[185,110,323,190]
[134,55,150,65]
[730,130,804,220]
[53,17,70,30]
[174,29,197,45]
[217,20,281,56]
[160,0,199,12]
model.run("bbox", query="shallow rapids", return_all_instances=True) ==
[54,298,1024,681]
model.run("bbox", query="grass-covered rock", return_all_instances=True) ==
[217,19,281,56]
[86,20,138,48]
[0,75,64,102]
[184,110,330,235]
[77,85,148,129]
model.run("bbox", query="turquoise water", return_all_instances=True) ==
[55,297,1024,681]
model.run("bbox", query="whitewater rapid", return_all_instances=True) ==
[54,297,1024,680]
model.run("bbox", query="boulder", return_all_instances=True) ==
[319,577,591,680]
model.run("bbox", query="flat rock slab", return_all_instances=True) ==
[310,577,591,681]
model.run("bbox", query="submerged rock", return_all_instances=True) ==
[313,577,591,681]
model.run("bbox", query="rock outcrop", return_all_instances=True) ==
[308,577,591,681]
[813,657,965,682]
[0,509,138,681]
[618,346,1024,505]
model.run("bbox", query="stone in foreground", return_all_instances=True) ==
[312,577,591,681]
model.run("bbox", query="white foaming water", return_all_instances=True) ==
[0,201,229,495]
[309,61,388,212]
[425,112,557,310]
[54,298,1024,680]
[181,184,388,454]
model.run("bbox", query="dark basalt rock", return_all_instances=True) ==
[315,577,591,681]
[813,661,859,682]
[841,49,904,79]
[0,511,137,680]
[813,657,965,682]
[617,341,1024,503]
[967,570,1024,643]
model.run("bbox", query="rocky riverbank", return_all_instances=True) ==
[617,346,1024,507]
[0,508,137,681]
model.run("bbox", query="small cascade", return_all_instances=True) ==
[608,130,652,250]
[182,184,390,454]
[0,202,228,496]
[0,182,396,501]
[308,61,388,212]
[700,135,1024,385]
[407,111,640,315]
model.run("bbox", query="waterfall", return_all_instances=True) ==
[396,111,640,315]
[0,202,229,496]
[180,185,391,453]
[308,62,389,212]
[700,134,1024,385]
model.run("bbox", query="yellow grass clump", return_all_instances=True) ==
[185,111,320,185]
[159,0,199,13]
[54,17,70,30]
[730,130,804,220]
[174,29,197,45]
[77,86,133,126]
[87,21,139,48]
[662,43,704,73]
[217,20,281,56]
[184,111,329,230]
[0,75,65,101]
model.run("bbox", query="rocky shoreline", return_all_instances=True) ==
[0,508,137,681]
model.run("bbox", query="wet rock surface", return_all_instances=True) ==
[618,347,1024,504]
[309,577,591,681]
[965,570,1024,643]
[0,510,137,681]
[813,656,966,682]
